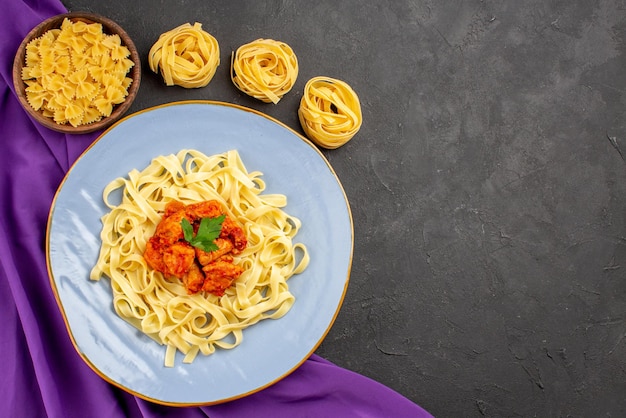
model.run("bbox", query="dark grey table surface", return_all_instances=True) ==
[62,1,626,416]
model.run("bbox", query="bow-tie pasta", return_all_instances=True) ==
[21,18,134,127]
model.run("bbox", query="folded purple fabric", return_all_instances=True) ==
[0,1,432,417]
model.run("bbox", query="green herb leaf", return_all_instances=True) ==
[180,215,225,253]
[181,218,194,242]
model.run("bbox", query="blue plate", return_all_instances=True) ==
[46,101,353,405]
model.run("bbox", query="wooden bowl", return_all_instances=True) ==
[12,12,141,134]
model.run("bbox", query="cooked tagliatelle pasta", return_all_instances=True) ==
[230,39,298,104]
[298,76,362,149]
[148,22,220,88]
[89,149,309,367]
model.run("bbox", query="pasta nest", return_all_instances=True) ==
[230,39,298,104]
[148,22,220,88]
[298,76,362,149]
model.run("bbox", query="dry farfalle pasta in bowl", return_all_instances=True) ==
[13,12,141,134]
[298,76,362,149]
[148,22,220,88]
[230,39,298,104]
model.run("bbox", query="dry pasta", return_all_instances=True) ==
[148,22,220,88]
[298,76,362,149]
[21,18,134,127]
[89,149,309,367]
[230,39,298,104]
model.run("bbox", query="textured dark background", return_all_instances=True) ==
[62,1,626,416]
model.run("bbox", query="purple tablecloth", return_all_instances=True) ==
[0,1,433,416]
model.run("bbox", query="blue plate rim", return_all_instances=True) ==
[45,100,354,406]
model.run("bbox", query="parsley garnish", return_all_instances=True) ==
[181,215,225,252]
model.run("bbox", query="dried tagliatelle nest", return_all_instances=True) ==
[230,38,298,104]
[148,22,220,88]
[298,76,362,149]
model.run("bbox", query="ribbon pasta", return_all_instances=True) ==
[298,76,362,149]
[90,149,309,367]
[148,22,220,88]
[230,39,298,104]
